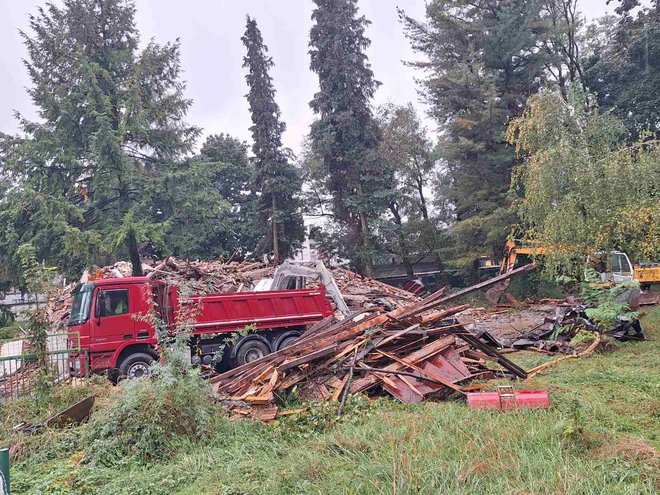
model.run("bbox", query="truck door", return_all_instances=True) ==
[90,286,135,353]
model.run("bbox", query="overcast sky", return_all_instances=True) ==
[0,0,620,155]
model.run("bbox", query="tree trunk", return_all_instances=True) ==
[359,211,374,278]
[272,194,280,265]
[402,256,414,278]
[389,202,414,278]
[416,174,429,221]
[356,182,374,278]
[127,228,144,276]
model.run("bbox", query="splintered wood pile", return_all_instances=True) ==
[146,258,418,310]
[145,257,274,293]
[210,286,528,421]
[47,286,75,334]
[331,267,420,311]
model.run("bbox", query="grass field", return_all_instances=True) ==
[3,307,659,494]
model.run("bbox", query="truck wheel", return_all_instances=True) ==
[234,339,270,367]
[120,352,154,379]
[275,331,301,351]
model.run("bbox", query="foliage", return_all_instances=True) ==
[539,0,585,98]
[242,16,304,262]
[373,103,441,277]
[82,366,214,465]
[16,242,58,402]
[508,85,660,278]
[0,305,15,329]
[308,0,390,275]
[84,282,212,465]
[0,0,221,282]
[188,134,260,260]
[271,395,383,440]
[579,270,640,329]
[583,1,660,139]
[401,0,551,272]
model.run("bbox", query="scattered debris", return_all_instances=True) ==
[210,266,536,421]
[13,395,95,434]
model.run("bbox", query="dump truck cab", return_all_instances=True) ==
[67,277,161,378]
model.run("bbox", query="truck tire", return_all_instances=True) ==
[275,331,302,351]
[234,339,270,367]
[119,352,154,379]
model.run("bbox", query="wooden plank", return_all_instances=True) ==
[400,264,536,318]
[376,350,466,394]
[350,335,456,393]
[279,345,338,370]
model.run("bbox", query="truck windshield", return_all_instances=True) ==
[68,283,94,326]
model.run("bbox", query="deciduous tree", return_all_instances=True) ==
[507,86,660,277]
[583,0,660,138]
[376,103,440,277]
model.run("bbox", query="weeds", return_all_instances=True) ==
[82,366,215,465]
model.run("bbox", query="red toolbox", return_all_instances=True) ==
[467,385,550,410]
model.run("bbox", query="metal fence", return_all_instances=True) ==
[0,332,85,402]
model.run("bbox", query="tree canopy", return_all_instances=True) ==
[0,0,658,287]
[0,0,219,281]
[507,86,660,277]
[400,0,549,274]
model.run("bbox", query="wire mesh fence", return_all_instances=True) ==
[0,332,85,402]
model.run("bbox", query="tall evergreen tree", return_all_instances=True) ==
[308,0,390,276]
[401,0,548,274]
[242,16,304,263]
[583,0,660,138]
[0,0,214,279]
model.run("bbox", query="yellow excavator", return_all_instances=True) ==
[500,239,660,290]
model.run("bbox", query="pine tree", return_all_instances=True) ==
[401,0,548,275]
[242,16,304,263]
[308,0,389,276]
[0,0,206,278]
[583,1,660,138]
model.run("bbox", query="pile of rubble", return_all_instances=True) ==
[210,277,531,421]
[46,257,422,332]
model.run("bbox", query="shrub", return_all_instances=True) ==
[83,364,215,465]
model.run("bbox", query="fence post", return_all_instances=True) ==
[0,447,10,494]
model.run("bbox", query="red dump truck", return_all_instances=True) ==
[66,276,334,380]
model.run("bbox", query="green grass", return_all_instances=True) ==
[4,308,660,494]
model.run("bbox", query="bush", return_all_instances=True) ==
[83,364,215,465]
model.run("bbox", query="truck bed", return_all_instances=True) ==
[178,287,334,334]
